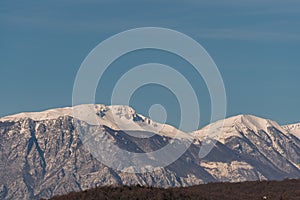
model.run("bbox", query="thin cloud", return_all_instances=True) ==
[191,28,300,41]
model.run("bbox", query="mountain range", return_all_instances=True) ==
[0,104,300,200]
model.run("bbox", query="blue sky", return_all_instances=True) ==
[1,0,300,128]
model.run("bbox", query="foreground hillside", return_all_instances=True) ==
[49,179,300,200]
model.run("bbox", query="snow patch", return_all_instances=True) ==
[283,123,300,139]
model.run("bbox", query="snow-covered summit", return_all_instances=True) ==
[0,106,75,122]
[228,114,286,133]
[193,114,288,143]
[0,104,185,138]
[0,104,143,123]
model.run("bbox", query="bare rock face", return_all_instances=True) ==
[0,106,300,200]
[0,184,7,199]
[195,115,300,181]
[0,110,208,200]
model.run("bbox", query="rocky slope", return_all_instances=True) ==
[194,115,300,181]
[0,105,300,199]
[283,123,300,139]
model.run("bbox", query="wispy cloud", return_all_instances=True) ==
[190,28,300,41]
[1,0,299,42]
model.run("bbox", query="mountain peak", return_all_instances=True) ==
[0,104,185,138]
[0,106,75,122]
[0,104,137,122]
[194,114,288,143]
[228,114,285,133]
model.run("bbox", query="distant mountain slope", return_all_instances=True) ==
[0,105,300,199]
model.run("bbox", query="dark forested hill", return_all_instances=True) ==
[49,179,300,200]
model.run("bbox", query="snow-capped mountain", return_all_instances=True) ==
[1,104,184,138]
[194,115,300,181]
[0,105,300,200]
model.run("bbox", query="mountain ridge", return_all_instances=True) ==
[1,105,300,199]
[1,104,298,135]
